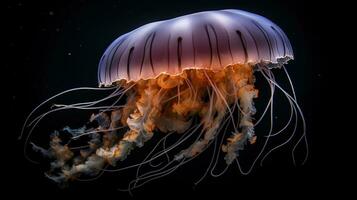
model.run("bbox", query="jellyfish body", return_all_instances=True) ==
[22,9,307,190]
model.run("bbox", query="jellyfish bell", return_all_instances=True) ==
[21,9,307,190]
[98,9,293,85]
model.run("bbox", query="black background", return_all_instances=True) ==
[5,0,334,199]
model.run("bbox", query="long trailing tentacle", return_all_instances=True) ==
[257,67,297,165]
[22,86,131,164]
[194,110,232,184]
[260,66,308,165]
[236,64,307,173]
[19,86,118,139]
[28,84,133,128]
[195,83,243,184]
[204,70,238,132]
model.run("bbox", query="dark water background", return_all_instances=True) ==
[5,0,333,198]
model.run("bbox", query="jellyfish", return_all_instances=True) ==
[20,9,308,190]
